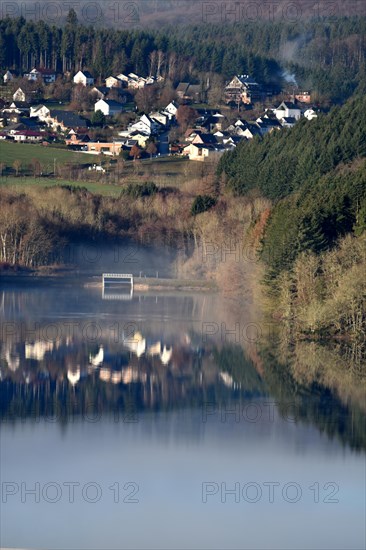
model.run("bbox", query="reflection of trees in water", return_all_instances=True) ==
[259,339,366,452]
[1,284,365,451]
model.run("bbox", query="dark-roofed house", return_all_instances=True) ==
[65,130,91,148]
[25,67,57,84]
[199,113,225,132]
[183,141,227,161]
[225,75,262,105]
[280,116,297,128]
[30,104,51,121]
[274,101,301,121]
[192,133,218,146]
[256,116,282,135]
[94,99,124,117]
[91,87,109,100]
[48,110,88,132]
[13,130,44,142]
[176,82,202,103]
[73,70,94,86]
[242,123,262,140]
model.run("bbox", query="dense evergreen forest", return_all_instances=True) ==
[218,94,366,336]
[0,14,365,100]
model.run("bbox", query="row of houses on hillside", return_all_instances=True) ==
[29,105,88,131]
[179,98,319,161]
[224,74,312,107]
[105,73,162,89]
[64,100,179,156]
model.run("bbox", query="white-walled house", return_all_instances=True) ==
[304,108,318,120]
[30,104,51,121]
[73,70,94,86]
[129,114,162,136]
[163,101,178,119]
[274,101,301,121]
[105,76,123,89]
[149,111,169,127]
[183,142,226,161]
[13,88,28,102]
[25,67,57,83]
[95,99,124,116]
[3,70,13,83]
[13,130,43,142]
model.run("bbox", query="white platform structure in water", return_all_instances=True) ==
[102,273,134,300]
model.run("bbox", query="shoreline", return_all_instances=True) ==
[0,271,217,293]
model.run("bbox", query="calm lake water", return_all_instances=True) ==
[0,279,365,550]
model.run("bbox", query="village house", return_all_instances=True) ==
[198,112,225,132]
[73,70,94,86]
[13,130,43,143]
[105,76,124,89]
[85,141,123,155]
[149,111,169,127]
[91,86,109,100]
[255,116,282,134]
[13,88,29,103]
[242,123,262,139]
[128,133,150,147]
[225,75,262,105]
[65,129,90,147]
[295,91,311,103]
[183,141,226,161]
[163,101,178,120]
[191,133,218,146]
[30,104,51,121]
[304,108,318,120]
[117,129,150,148]
[94,99,124,117]
[280,117,297,128]
[274,101,302,121]
[185,129,204,142]
[24,67,57,84]
[46,110,88,132]
[118,73,146,89]
[3,70,14,83]
[3,101,30,116]
[176,82,202,103]
[129,114,162,136]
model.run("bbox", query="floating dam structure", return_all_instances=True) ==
[102,273,134,300]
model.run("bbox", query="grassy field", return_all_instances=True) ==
[0,176,124,196]
[0,141,209,194]
[0,141,97,169]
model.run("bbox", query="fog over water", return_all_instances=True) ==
[65,241,178,278]
[0,245,365,549]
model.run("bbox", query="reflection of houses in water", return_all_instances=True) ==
[122,366,141,384]
[220,371,234,388]
[124,332,146,358]
[161,346,173,365]
[97,366,147,385]
[89,346,104,366]
[2,344,20,372]
[219,371,241,390]
[100,368,111,382]
[147,341,173,365]
[111,371,122,384]
[67,367,81,386]
[25,340,55,361]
